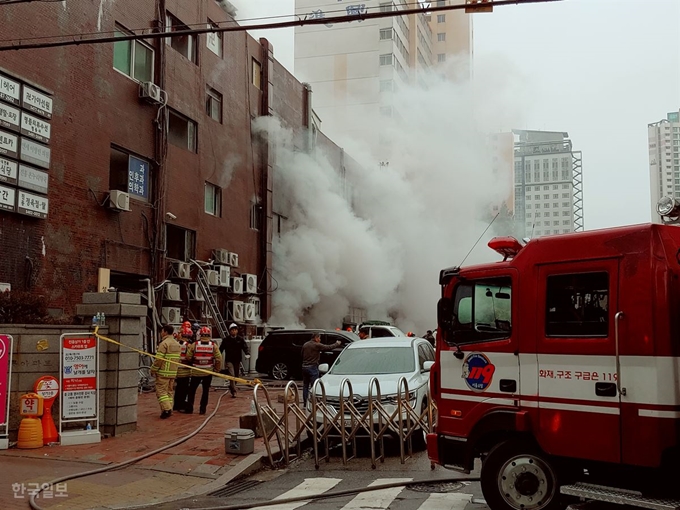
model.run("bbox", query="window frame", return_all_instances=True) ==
[165,11,198,64]
[206,18,223,57]
[204,181,221,216]
[451,277,513,345]
[113,23,155,83]
[545,271,610,338]
[205,87,223,123]
[167,108,198,153]
[252,59,262,89]
[109,145,151,202]
[165,224,196,262]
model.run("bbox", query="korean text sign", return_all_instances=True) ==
[61,336,97,420]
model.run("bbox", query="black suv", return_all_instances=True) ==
[255,329,358,380]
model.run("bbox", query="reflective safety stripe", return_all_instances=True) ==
[179,342,188,362]
[158,352,180,377]
[193,342,215,367]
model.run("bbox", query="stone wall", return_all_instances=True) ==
[2,291,147,441]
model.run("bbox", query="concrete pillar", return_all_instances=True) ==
[76,292,146,436]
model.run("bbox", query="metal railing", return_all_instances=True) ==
[254,377,437,469]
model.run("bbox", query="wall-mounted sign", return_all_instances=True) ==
[18,164,48,194]
[0,75,20,106]
[20,137,50,168]
[20,112,50,144]
[0,102,20,132]
[0,185,16,212]
[0,156,17,186]
[17,190,48,218]
[0,129,18,159]
[128,155,149,199]
[22,86,52,119]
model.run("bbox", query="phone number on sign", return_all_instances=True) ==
[539,369,617,381]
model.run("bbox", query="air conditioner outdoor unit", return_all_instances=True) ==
[161,307,181,324]
[213,249,230,265]
[227,300,244,322]
[173,261,191,279]
[189,282,204,301]
[206,269,219,286]
[139,81,165,104]
[244,303,256,322]
[108,190,130,211]
[248,296,260,316]
[165,283,181,301]
[231,277,243,294]
[228,252,239,267]
[243,273,257,294]
[218,266,231,287]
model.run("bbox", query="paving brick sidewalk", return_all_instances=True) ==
[0,382,287,510]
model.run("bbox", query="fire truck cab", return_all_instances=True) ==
[428,223,680,510]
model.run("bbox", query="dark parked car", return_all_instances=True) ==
[255,329,358,380]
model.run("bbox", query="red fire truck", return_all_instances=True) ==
[428,217,680,510]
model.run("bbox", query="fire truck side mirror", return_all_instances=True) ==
[437,297,454,332]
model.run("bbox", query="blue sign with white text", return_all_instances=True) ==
[128,156,149,200]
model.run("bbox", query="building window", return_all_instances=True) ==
[113,24,154,82]
[437,53,446,63]
[379,80,393,92]
[562,202,569,207]
[250,202,263,230]
[252,59,262,89]
[205,87,222,123]
[379,2,394,12]
[204,182,221,216]
[109,146,150,201]
[166,12,197,64]
[206,19,223,57]
[380,53,393,66]
[545,272,609,337]
[168,109,197,152]
[437,14,446,22]
[166,225,195,262]
[380,106,393,117]
[380,28,393,40]
[437,32,446,42]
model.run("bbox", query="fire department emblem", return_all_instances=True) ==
[462,353,495,392]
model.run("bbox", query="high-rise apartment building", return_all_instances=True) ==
[294,0,471,150]
[648,110,680,223]
[513,130,583,238]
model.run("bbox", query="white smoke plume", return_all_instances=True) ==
[258,55,528,334]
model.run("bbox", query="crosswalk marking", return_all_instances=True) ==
[340,478,413,510]
[419,492,473,510]
[249,477,342,510]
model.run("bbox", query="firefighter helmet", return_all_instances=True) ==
[200,326,212,337]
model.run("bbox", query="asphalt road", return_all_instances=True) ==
[145,444,488,510]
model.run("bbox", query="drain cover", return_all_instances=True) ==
[408,481,466,493]
[208,479,263,498]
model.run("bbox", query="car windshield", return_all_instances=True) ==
[330,347,415,375]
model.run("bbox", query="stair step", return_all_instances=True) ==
[561,483,680,510]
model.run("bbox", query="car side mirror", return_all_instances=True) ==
[422,361,434,372]
[437,297,454,332]
[319,363,329,374]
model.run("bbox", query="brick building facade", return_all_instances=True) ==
[0,0,350,328]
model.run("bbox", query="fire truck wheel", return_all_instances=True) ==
[481,440,560,510]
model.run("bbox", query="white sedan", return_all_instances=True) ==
[313,337,435,448]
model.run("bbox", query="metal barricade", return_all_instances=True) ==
[254,377,437,470]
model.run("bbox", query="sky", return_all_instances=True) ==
[232,0,680,229]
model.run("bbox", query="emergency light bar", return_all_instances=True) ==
[488,237,524,260]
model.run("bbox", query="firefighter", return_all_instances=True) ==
[150,324,181,419]
[191,321,201,343]
[173,325,193,413]
[423,330,435,347]
[185,326,222,415]
[219,323,250,397]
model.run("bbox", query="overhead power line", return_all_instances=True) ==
[0,0,561,53]
[0,0,64,4]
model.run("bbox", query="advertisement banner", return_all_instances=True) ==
[61,336,97,420]
[0,334,12,427]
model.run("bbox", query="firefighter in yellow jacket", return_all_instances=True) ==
[185,326,222,415]
[151,324,181,419]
